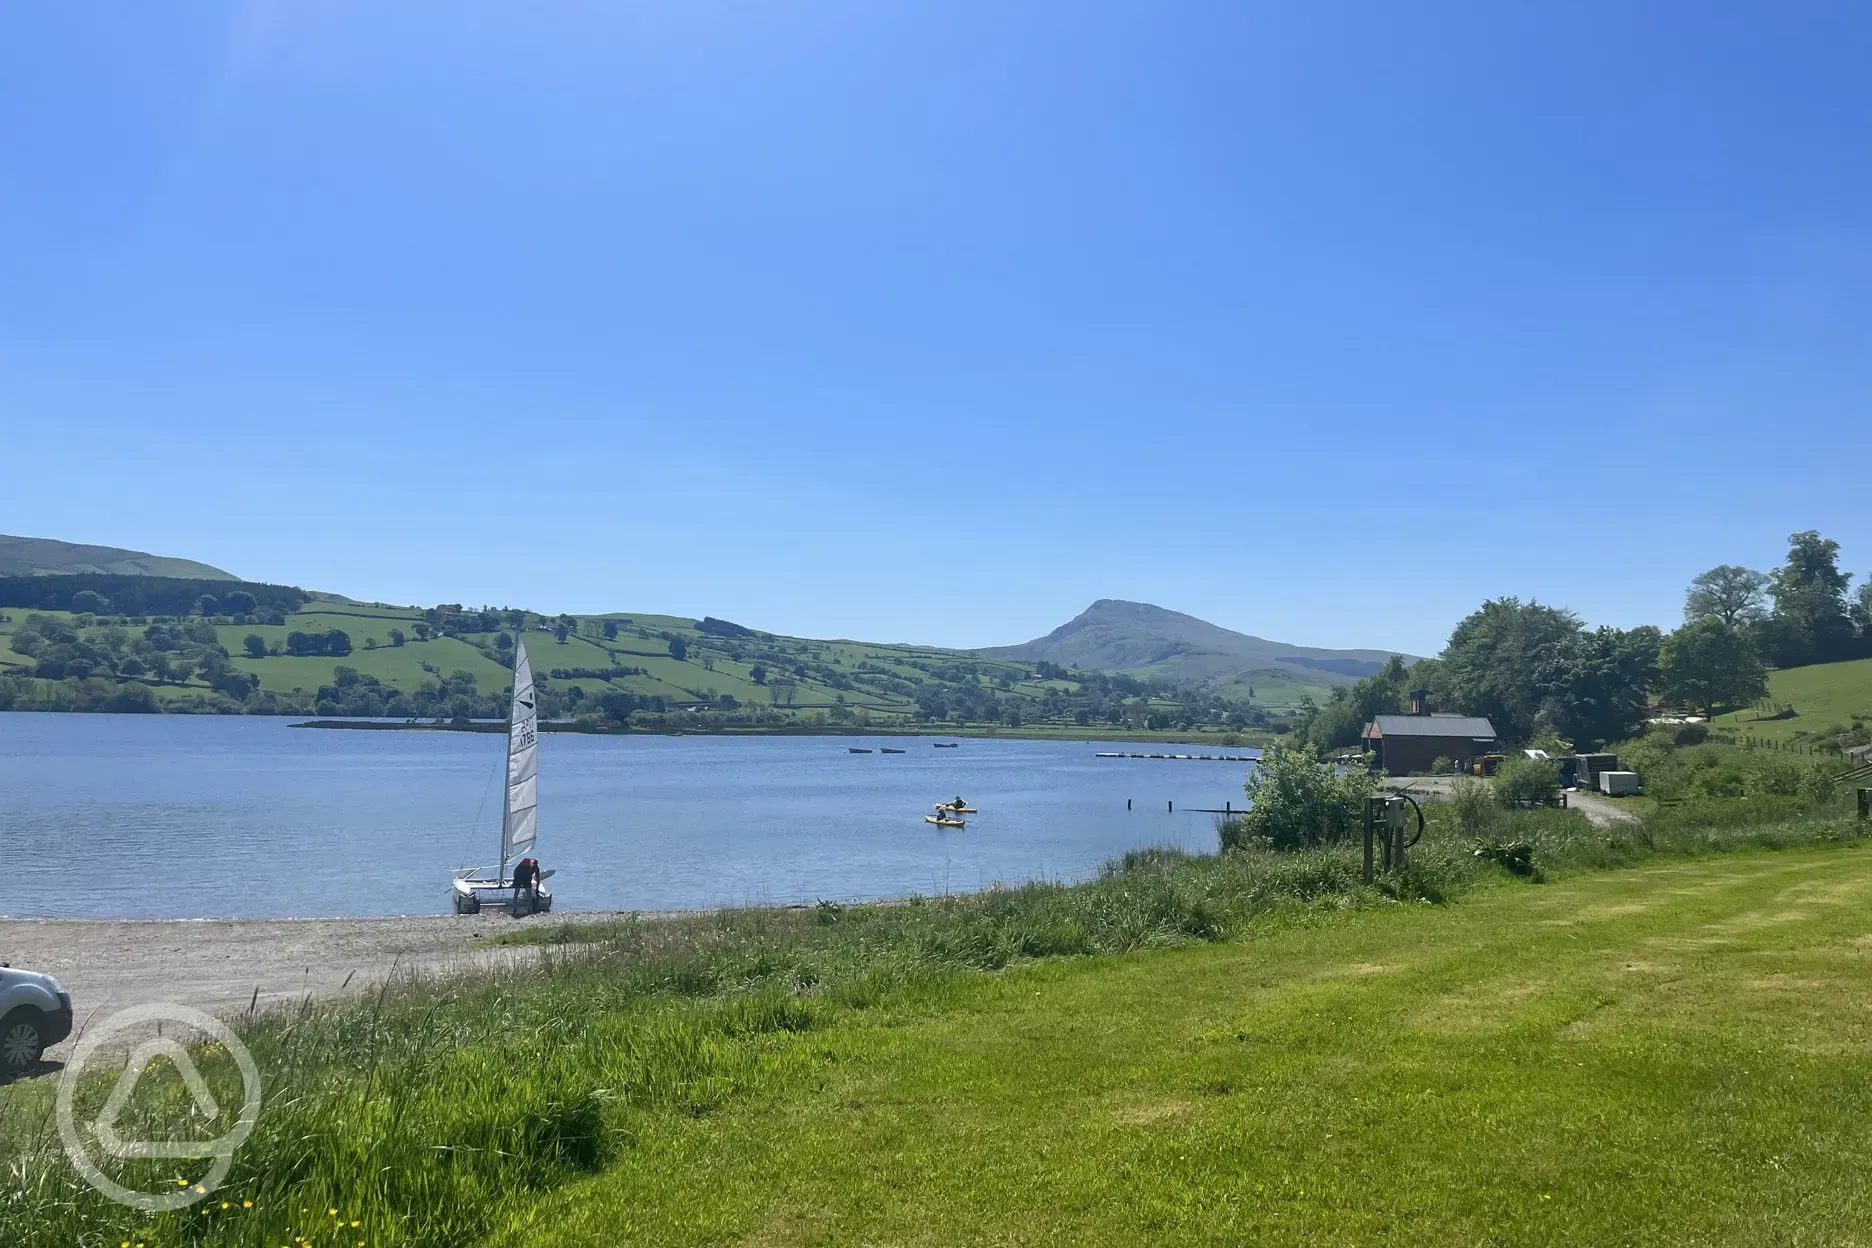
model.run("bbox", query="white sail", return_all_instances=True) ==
[499,638,539,869]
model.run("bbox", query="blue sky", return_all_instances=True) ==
[3,2,1869,655]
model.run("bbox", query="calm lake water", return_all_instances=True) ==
[0,714,1260,919]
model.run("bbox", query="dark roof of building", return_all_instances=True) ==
[1367,714,1497,739]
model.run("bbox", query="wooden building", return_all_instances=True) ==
[1360,712,1498,775]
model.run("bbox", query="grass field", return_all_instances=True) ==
[8,798,1871,1246]
[1714,655,1872,746]
[506,842,1872,1245]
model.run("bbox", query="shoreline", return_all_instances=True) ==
[286,718,1275,745]
[5,910,639,1068]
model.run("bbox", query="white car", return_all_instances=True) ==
[0,965,74,1077]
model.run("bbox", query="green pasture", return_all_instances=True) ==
[510,841,1872,1246]
[1715,656,1872,746]
[232,637,512,695]
[1209,667,1331,710]
[213,611,429,653]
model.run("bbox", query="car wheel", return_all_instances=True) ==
[1,1009,44,1077]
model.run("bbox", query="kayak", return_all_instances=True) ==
[925,815,966,828]
[933,804,978,814]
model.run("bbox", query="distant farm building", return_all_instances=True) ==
[1361,704,1499,775]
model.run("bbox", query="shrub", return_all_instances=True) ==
[1449,777,1500,837]
[1496,757,1561,808]
[1431,755,1453,776]
[1746,751,1811,798]
[1223,741,1375,852]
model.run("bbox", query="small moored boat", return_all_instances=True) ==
[880,747,906,754]
[849,747,874,754]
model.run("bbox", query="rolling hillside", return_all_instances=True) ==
[0,534,234,579]
[0,599,1268,732]
[1713,656,1872,748]
[0,540,1413,729]
[980,599,1416,701]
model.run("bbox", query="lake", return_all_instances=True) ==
[0,714,1260,919]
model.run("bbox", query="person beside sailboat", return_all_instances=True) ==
[450,633,556,915]
[512,856,542,913]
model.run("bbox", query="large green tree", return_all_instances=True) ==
[1684,565,1768,629]
[1535,625,1660,750]
[1766,530,1854,667]
[1426,599,1655,748]
[1430,598,1582,744]
[1658,618,1768,716]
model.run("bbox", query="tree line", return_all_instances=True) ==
[1294,529,1870,753]
[0,574,306,617]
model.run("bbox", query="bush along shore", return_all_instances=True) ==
[4,782,1864,1246]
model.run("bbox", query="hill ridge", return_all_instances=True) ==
[0,533,235,580]
[977,598,1414,692]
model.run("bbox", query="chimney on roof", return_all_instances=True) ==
[1409,689,1430,716]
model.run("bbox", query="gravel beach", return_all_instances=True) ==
[2,910,627,1065]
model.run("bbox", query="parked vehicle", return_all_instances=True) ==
[0,965,74,1077]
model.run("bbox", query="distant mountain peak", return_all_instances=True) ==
[977,599,1415,693]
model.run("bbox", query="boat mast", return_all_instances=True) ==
[499,626,516,883]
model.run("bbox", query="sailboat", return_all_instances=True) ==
[450,636,555,915]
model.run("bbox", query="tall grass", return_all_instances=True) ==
[4,797,1865,1247]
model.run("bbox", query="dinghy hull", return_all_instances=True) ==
[451,869,555,915]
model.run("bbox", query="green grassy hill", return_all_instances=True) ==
[0,533,233,579]
[0,539,1399,730]
[1713,656,1872,748]
[0,600,1277,735]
